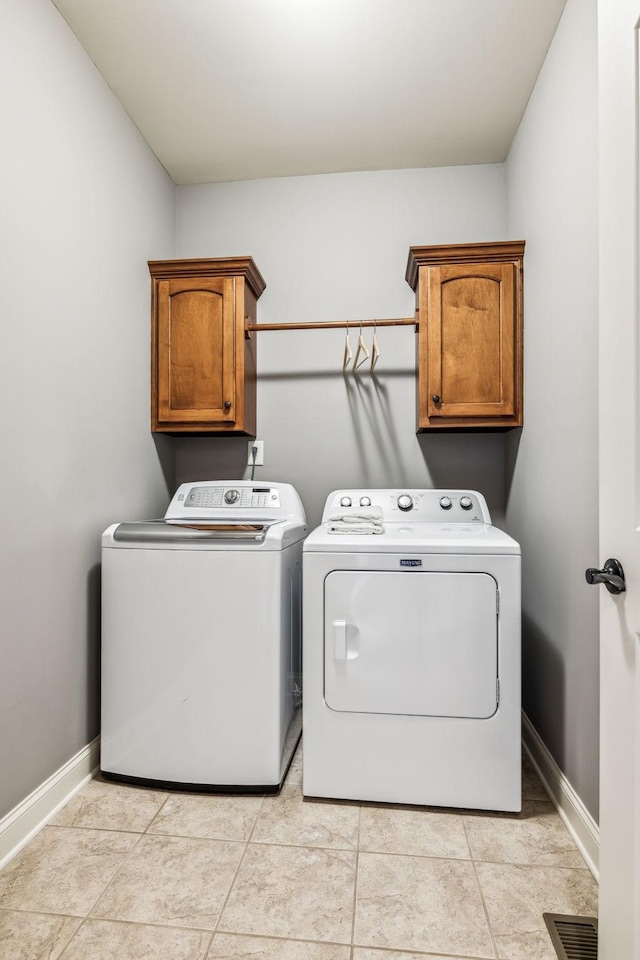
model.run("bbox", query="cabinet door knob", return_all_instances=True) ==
[432,395,441,404]
[224,400,232,410]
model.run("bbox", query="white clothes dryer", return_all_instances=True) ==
[303,488,521,811]
[101,480,306,792]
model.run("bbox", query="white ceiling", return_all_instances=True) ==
[52,0,566,185]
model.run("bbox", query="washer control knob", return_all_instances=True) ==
[340,496,352,508]
[224,489,240,504]
[439,496,452,510]
[460,496,473,510]
[360,496,371,507]
[397,494,413,512]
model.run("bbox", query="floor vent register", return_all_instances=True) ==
[543,913,598,959]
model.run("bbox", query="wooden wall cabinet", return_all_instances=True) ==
[406,241,524,431]
[149,257,265,435]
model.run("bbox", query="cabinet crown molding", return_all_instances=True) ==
[406,241,525,291]
[148,257,266,299]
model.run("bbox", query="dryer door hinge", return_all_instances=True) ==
[496,678,501,704]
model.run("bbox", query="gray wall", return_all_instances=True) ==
[504,0,599,817]
[175,166,509,528]
[0,0,600,830]
[0,0,175,818]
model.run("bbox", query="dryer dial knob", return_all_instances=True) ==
[460,496,473,510]
[224,489,240,504]
[340,496,352,508]
[360,496,371,507]
[439,497,452,510]
[397,494,413,512]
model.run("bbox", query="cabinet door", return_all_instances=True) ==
[156,277,236,425]
[424,262,517,422]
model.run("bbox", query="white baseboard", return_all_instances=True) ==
[0,737,100,871]
[0,725,600,882]
[522,712,599,880]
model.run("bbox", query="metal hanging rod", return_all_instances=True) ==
[245,317,416,337]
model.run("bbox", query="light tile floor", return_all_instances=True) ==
[0,744,598,960]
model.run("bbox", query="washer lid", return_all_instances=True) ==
[103,518,307,550]
[113,520,277,544]
[304,521,520,555]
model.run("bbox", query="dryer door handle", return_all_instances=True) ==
[333,620,347,660]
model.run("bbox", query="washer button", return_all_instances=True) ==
[360,496,371,507]
[439,497,452,510]
[340,496,352,508]
[397,494,413,512]
[460,496,473,510]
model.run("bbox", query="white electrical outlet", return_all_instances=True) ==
[247,440,264,465]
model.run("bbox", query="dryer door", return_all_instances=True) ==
[324,570,498,718]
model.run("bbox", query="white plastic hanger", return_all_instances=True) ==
[342,325,352,370]
[352,321,370,370]
[370,322,380,372]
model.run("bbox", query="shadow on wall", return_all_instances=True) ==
[172,437,250,484]
[521,610,566,771]
[504,427,523,504]
[153,434,177,495]
[417,432,508,521]
[169,367,419,499]
[86,563,101,741]
[343,373,411,486]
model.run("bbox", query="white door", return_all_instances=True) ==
[324,570,498,717]
[597,1,640,956]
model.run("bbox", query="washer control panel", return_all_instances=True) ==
[184,486,279,510]
[165,481,307,524]
[323,489,491,524]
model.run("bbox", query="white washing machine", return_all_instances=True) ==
[101,480,306,792]
[303,488,521,811]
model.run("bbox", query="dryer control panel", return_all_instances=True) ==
[323,489,491,524]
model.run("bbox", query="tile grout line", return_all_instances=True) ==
[201,929,358,949]
[357,845,473,862]
[34,827,592,871]
[349,804,362,960]
[348,946,496,959]
[219,836,361,854]
[201,928,215,960]
[51,814,160,960]
[71,791,170,922]
[142,792,172,835]
[454,858,592,873]
[83,828,148,921]
[208,793,266,941]
[0,905,85,919]
[44,823,162,836]
[54,916,215,960]
[36,914,82,960]
[2,757,572,958]
[462,818,500,960]
[0,907,221,934]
